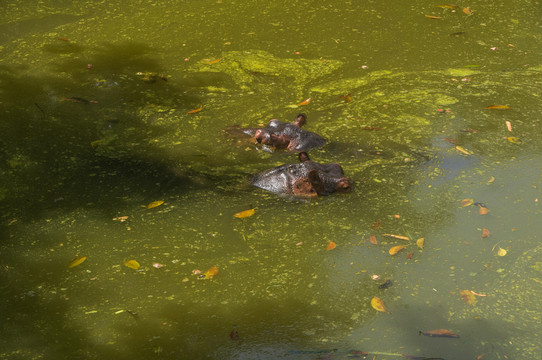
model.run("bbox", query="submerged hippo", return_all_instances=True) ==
[242,114,326,152]
[251,152,350,197]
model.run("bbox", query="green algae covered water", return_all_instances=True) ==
[1,1,542,359]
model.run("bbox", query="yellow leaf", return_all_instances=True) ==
[389,245,406,256]
[456,146,472,155]
[416,238,425,250]
[425,14,442,19]
[497,247,507,256]
[147,200,164,209]
[507,137,522,144]
[460,198,474,207]
[68,256,87,268]
[201,58,221,65]
[234,208,255,218]
[201,265,219,279]
[326,241,337,251]
[437,4,460,10]
[485,105,510,110]
[382,234,410,241]
[371,296,387,312]
[124,260,140,270]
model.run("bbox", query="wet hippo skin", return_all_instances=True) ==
[242,114,326,152]
[251,152,350,197]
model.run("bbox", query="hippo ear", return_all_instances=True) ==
[294,114,306,127]
[298,152,310,162]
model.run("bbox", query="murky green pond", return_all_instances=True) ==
[1,1,541,359]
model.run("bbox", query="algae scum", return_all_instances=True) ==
[1,1,542,359]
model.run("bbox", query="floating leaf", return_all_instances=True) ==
[326,241,337,251]
[147,200,164,209]
[339,94,353,103]
[437,4,460,9]
[68,256,87,268]
[187,106,203,114]
[297,97,311,106]
[478,206,489,215]
[152,263,165,268]
[201,58,221,65]
[463,7,473,15]
[369,235,378,245]
[425,14,443,19]
[460,198,474,207]
[456,146,472,155]
[233,208,255,218]
[416,237,425,249]
[488,176,495,183]
[370,296,387,312]
[124,260,140,270]
[482,228,490,238]
[389,245,406,256]
[112,216,129,222]
[382,234,410,241]
[507,137,522,144]
[497,247,507,256]
[485,105,510,110]
[420,329,460,338]
[460,289,477,305]
[505,121,512,132]
[200,265,219,279]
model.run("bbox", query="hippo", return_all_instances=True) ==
[251,152,350,197]
[242,114,326,152]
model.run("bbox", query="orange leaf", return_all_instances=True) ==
[201,265,219,279]
[389,245,406,255]
[478,206,489,215]
[485,105,510,110]
[482,228,490,238]
[369,235,378,245]
[370,296,387,312]
[420,329,460,338]
[233,208,255,218]
[459,289,477,305]
[326,241,337,251]
[382,234,410,241]
[425,14,442,19]
[463,7,473,15]
[297,97,311,106]
[187,106,203,114]
[505,121,512,132]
